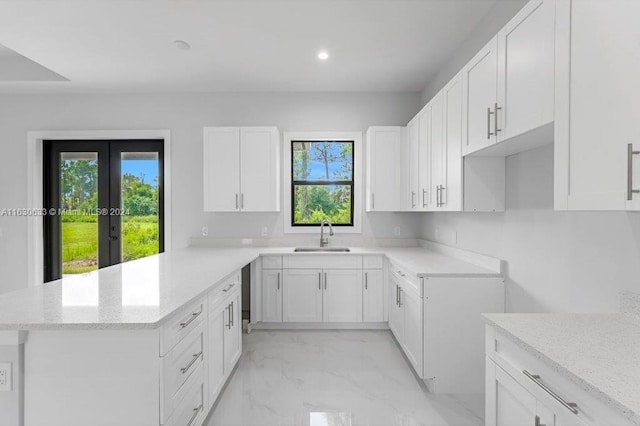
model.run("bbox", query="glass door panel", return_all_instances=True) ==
[120,152,160,263]
[59,152,99,275]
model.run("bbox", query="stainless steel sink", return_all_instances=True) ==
[294,247,351,252]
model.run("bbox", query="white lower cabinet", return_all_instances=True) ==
[323,269,363,322]
[282,269,323,322]
[282,268,363,323]
[363,269,384,322]
[389,270,423,377]
[222,290,242,374]
[486,326,630,426]
[261,269,282,322]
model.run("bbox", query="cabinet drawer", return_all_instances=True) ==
[160,297,206,356]
[488,327,633,426]
[283,255,362,269]
[161,322,205,422]
[363,255,384,269]
[390,263,422,298]
[262,256,282,269]
[208,270,241,310]
[163,362,206,426]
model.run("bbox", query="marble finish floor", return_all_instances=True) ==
[205,330,483,426]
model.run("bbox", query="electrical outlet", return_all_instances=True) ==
[201,226,209,237]
[394,226,401,236]
[0,362,11,391]
[261,226,268,237]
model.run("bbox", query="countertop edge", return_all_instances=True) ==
[483,315,640,426]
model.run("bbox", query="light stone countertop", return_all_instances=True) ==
[484,313,640,425]
[0,245,500,331]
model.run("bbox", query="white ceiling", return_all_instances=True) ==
[0,0,500,94]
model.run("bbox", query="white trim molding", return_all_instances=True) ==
[282,131,363,234]
[26,130,172,287]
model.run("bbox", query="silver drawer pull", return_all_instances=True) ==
[187,404,203,426]
[523,370,578,415]
[628,144,640,200]
[181,351,203,374]
[179,307,203,329]
[222,282,236,293]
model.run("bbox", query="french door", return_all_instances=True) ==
[43,140,164,282]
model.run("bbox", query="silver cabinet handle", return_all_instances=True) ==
[523,370,578,415]
[494,103,502,134]
[422,189,427,208]
[398,287,403,307]
[230,301,234,327]
[277,272,280,290]
[235,193,239,209]
[180,351,203,374]
[440,186,446,207]
[187,405,203,426]
[487,107,495,139]
[396,285,400,306]
[324,272,327,290]
[225,305,231,329]
[318,272,322,290]
[241,193,244,209]
[628,144,640,200]
[222,282,236,293]
[180,307,203,329]
[364,272,368,290]
[411,191,416,208]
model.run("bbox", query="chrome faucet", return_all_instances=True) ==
[320,219,334,247]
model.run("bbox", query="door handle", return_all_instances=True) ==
[364,272,368,290]
[324,272,327,290]
[487,107,495,139]
[318,272,321,290]
[277,272,280,290]
[241,193,244,209]
[235,193,239,209]
[628,144,640,200]
[494,103,502,135]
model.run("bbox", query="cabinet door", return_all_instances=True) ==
[203,127,240,212]
[261,270,282,322]
[486,362,537,426]
[429,92,445,210]
[443,75,463,211]
[322,269,363,322]
[497,0,555,142]
[363,269,384,322]
[417,109,431,210]
[557,0,640,210]
[401,287,423,377]
[388,277,404,343]
[239,127,280,212]
[403,119,420,210]
[463,36,498,155]
[208,307,225,404]
[283,269,323,322]
[366,127,402,211]
[223,292,242,374]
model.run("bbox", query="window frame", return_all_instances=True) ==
[290,140,355,227]
[283,131,362,234]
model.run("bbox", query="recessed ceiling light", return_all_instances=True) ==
[317,50,330,61]
[173,40,191,51]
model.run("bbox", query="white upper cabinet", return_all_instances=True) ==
[462,36,499,155]
[442,75,463,211]
[203,126,280,212]
[418,108,431,210]
[239,127,281,212]
[365,126,403,211]
[497,0,555,143]
[203,127,241,212]
[555,0,640,211]
[429,91,445,209]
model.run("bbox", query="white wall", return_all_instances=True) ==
[420,144,640,314]
[0,92,421,294]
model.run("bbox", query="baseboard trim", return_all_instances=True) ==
[249,322,389,330]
